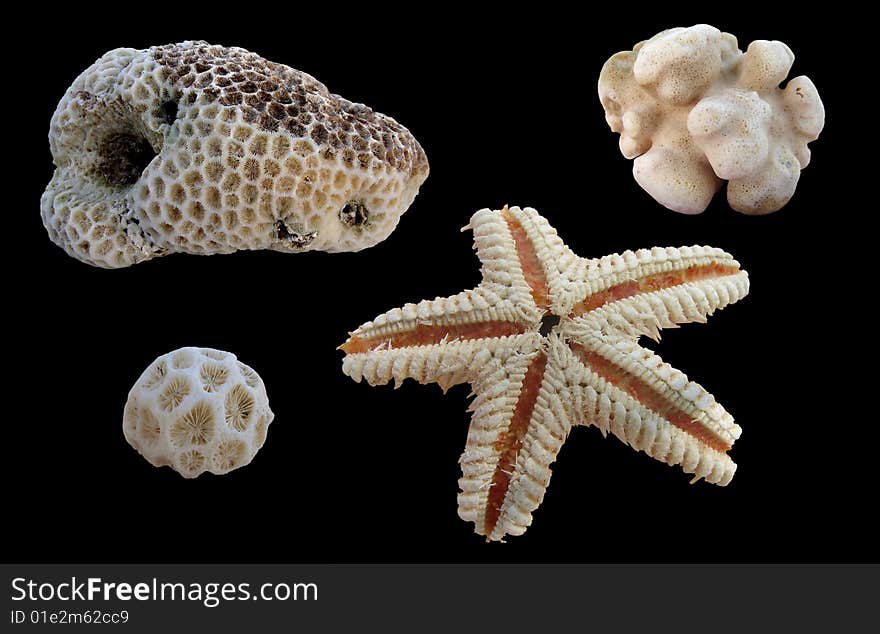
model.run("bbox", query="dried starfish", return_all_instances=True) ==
[340,206,749,541]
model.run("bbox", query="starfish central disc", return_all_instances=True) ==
[539,314,561,337]
[340,206,749,541]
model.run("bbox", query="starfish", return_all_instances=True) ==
[340,206,749,541]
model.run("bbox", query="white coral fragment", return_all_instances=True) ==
[123,347,274,477]
[599,25,825,215]
[42,41,429,268]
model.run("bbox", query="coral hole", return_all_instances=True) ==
[160,100,178,125]
[340,200,369,227]
[95,132,156,187]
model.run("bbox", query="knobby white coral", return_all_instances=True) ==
[42,41,429,268]
[598,25,824,215]
[123,347,274,478]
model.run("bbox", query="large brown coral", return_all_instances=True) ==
[42,41,429,268]
[599,25,824,215]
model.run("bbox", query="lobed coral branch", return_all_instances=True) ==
[599,25,825,215]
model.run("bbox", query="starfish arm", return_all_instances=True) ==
[573,270,749,341]
[340,206,548,361]
[568,246,749,339]
[490,206,582,312]
[565,332,740,485]
[340,287,531,352]
[458,341,575,541]
[342,332,542,391]
[467,206,545,317]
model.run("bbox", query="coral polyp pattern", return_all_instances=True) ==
[124,347,274,478]
[42,41,429,268]
[341,206,749,541]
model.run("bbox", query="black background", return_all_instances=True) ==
[7,6,872,563]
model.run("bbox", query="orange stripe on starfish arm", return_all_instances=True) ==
[569,343,730,452]
[570,263,741,317]
[501,207,550,309]
[340,320,525,355]
[484,352,548,540]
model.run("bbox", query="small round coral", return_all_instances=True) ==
[42,41,429,268]
[123,347,274,478]
[598,25,824,215]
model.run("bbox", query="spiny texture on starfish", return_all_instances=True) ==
[340,206,749,541]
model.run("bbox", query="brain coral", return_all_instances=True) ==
[42,41,429,267]
[598,25,824,215]
[123,347,274,478]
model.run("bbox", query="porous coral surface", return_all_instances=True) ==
[123,347,274,478]
[43,41,429,267]
[599,25,824,215]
